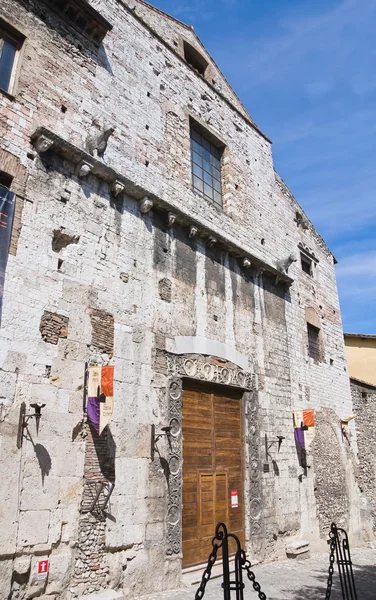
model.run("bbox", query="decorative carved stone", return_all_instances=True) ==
[245,391,265,554]
[242,258,252,269]
[111,180,125,197]
[167,212,177,226]
[189,225,198,238]
[77,160,93,178]
[139,196,153,214]
[207,236,217,247]
[163,358,257,557]
[276,253,297,276]
[157,351,256,391]
[85,124,115,157]
[166,378,183,556]
[35,135,54,153]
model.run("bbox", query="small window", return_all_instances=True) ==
[183,41,208,76]
[307,323,320,361]
[190,126,223,207]
[0,22,23,94]
[301,252,313,276]
[0,171,13,188]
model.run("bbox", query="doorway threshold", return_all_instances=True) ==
[182,557,235,586]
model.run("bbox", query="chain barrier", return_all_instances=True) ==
[325,535,336,599]
[194,540,220,600]
[195,522,267,599]
[242,559,267,600]
[325,522,358,600]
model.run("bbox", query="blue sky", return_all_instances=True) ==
[151,0,376,333]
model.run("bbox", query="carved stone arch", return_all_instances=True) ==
[158,350,258,556]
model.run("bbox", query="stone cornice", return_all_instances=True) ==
[41,0,113,46]
[31,126,293,287]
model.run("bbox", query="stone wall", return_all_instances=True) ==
[351,379,376,538]
[0,0,367,598]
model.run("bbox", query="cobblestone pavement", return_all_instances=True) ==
[135,548,376,600]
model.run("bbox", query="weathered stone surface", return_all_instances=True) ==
[0,0,369,598]
[18,511,50,547]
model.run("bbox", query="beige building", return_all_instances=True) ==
[344,333,376,386]
[0,1,374,599]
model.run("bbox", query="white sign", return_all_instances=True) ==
[231,490,239,508]
[37,559,49,580]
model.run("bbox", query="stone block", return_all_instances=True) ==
[18,510,50,546]
[285,540,310,559]
[77,590,124,600]
[21,477,60,511]
[45,552,73,595]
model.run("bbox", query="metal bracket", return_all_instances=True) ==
[151,424,172,460]
[17,402,46,448]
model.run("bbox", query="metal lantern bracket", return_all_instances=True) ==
[151,424,172,460]
[17,402,46,449]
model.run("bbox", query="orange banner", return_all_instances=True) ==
[101,365,114,397]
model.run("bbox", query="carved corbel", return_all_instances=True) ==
[242,258,252,269]
[139,196,153,214]
[167,212,177,227]
[255,267,264,279]
[207,236,217,247]
[189,225,198,238]
[76,160,93,178]
[35,135,54,153]
[111,180,125,197]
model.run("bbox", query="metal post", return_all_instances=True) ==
[327,523,358,600]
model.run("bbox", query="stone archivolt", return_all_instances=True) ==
[160,352,257,555]
[158,350,257,391]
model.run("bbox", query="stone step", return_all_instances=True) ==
[285,540,310,560]
[78,590,124,600]
[182,556,259,587]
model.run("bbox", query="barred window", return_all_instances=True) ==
[0,22,23,94]
[190,128,222,207]
[307,323,320,361]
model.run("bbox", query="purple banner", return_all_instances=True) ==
[87,397,100,434]
[0,185,15,327]
[294,427,305,449]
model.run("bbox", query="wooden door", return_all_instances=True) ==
[182,383,244,568]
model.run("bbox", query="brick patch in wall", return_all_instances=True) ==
[88,309,114,355]
[40,311,69,344]
[72,426,115,591]
[159,277,172,302]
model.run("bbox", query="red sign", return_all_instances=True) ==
[231,490,239,508]
[37,560,49,579]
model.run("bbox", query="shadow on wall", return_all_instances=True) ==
[24,425,52,485]
[33,443,52,485]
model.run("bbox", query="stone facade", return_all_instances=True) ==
[0,1,371,598]
[350,379,376,539]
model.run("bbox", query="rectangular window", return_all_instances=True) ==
[183,41,208,76]
[307,323,320,361]
[301,252,313,276]
[190,127,222,207]
[0,23,23,94]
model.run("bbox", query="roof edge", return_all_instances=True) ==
[350,376,376,390]
[344,333,376,339]
[116,0,272,143]
[274,170,336,262]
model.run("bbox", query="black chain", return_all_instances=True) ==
[194,542,220,600]
[325,537,336,600]
[242,559,267,600]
